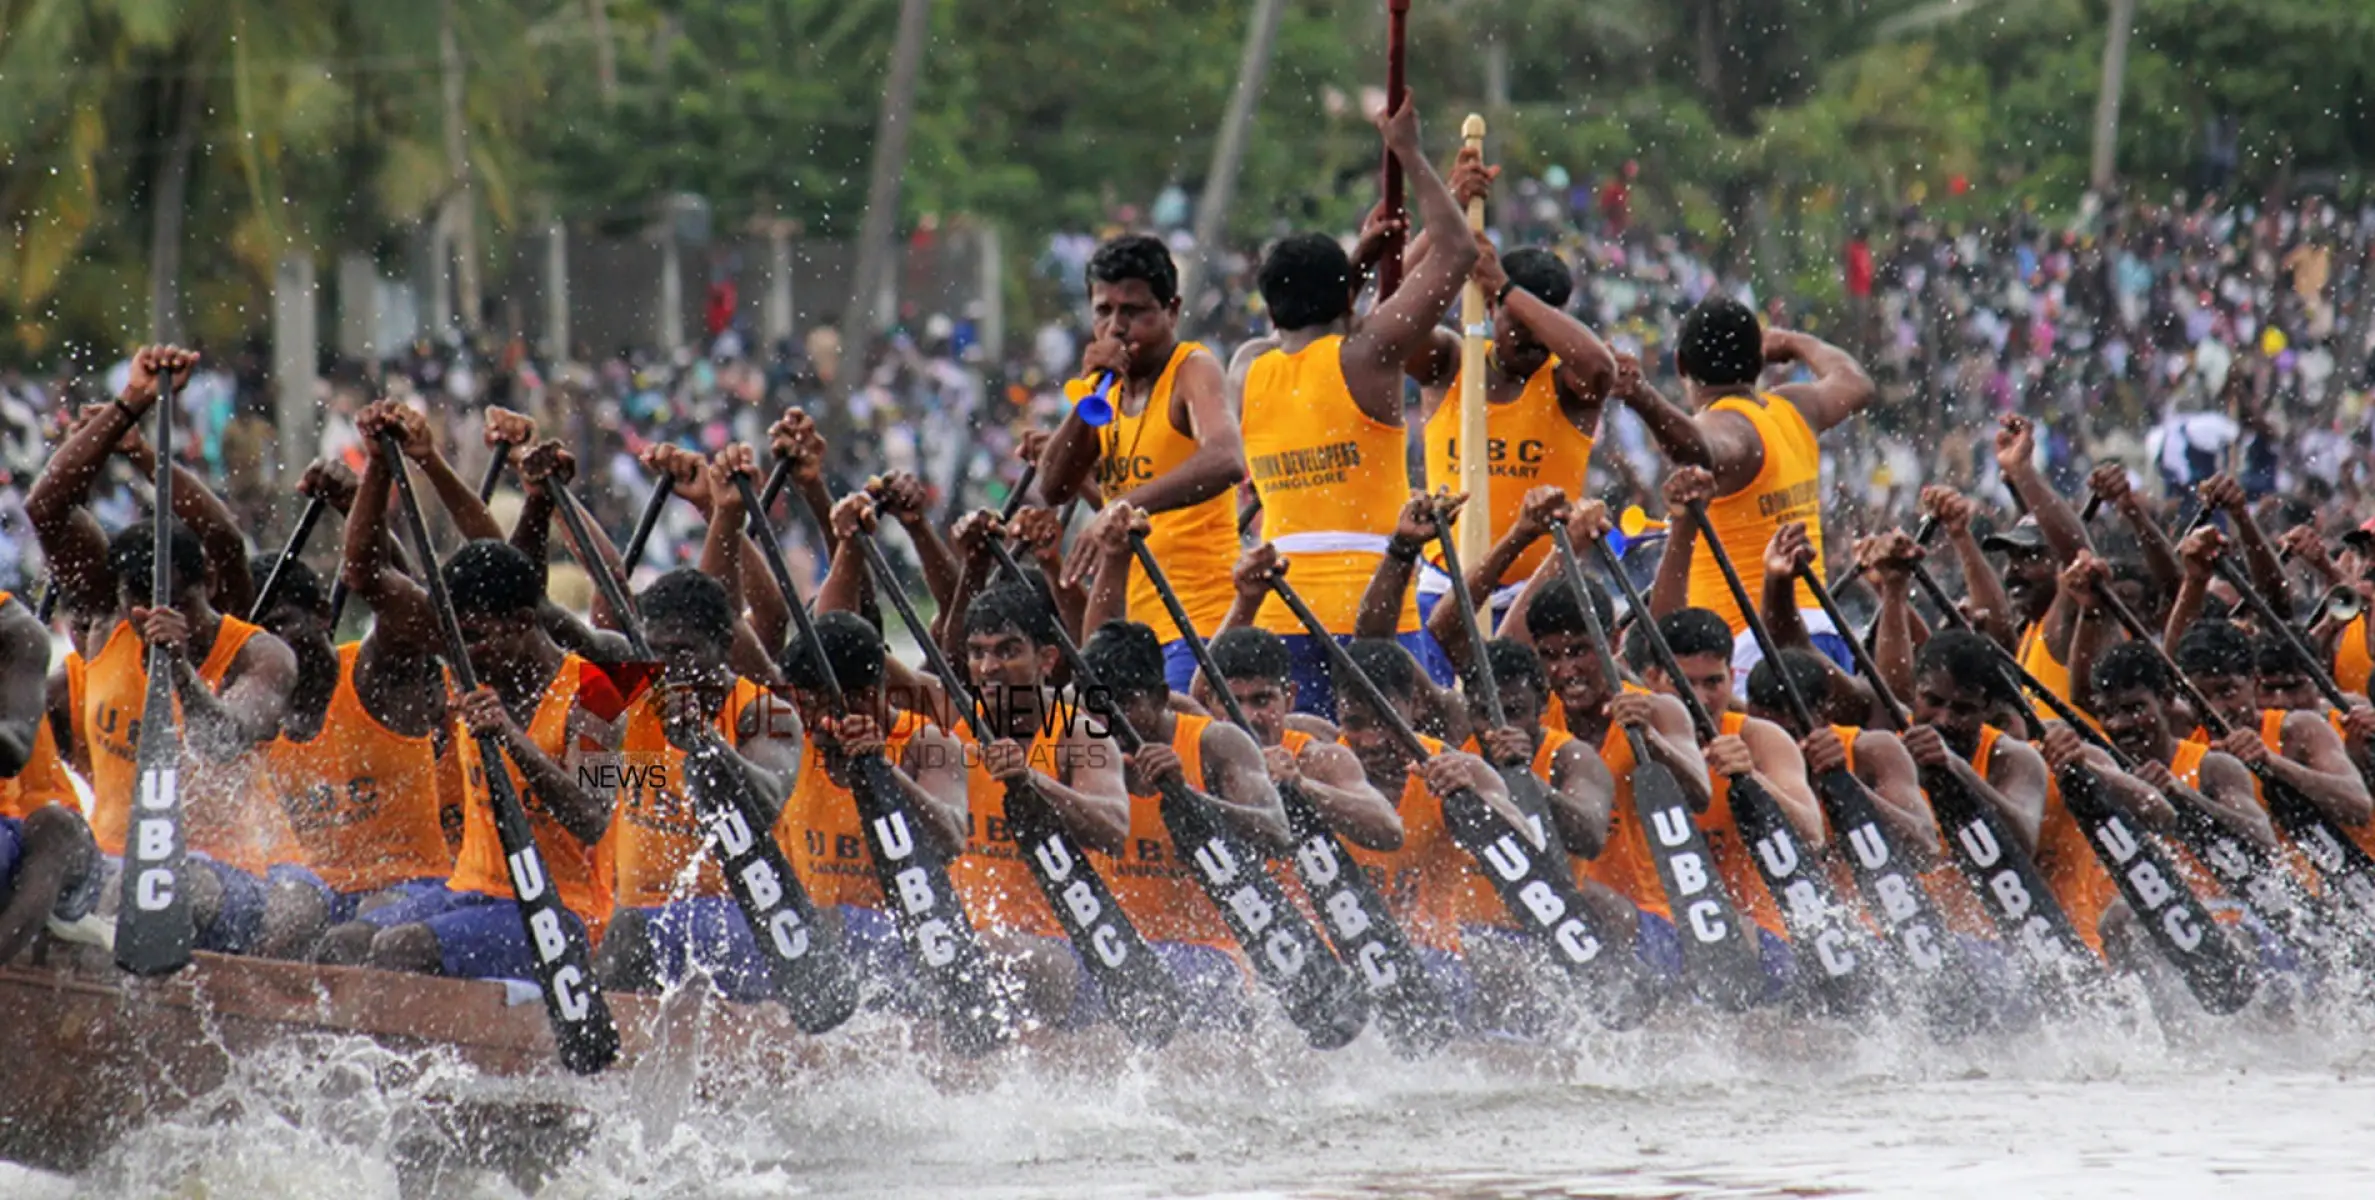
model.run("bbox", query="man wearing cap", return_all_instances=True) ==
[1976,415,2099,719]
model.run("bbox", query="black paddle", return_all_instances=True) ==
[1684,502,1985,1030]
[1796,555,2105,999]
[549,478,860,1034]
[983,538,1367,1049]
[1128,530,1455,1054]
[1540,525,1766,1011]
[1266,573,1635,1008]
[1430,504,1568,858]
[376,430,621,1074]
[115,368,194,977]
[743,476,1011,1054]
[1567,524,1882,1017]
[618,475,676,576]
[249,494,329,623]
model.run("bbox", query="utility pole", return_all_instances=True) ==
[837,0,932,409]
[2089,0,2138,194]
[1179,0,1288,329]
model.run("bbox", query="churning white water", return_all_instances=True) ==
[9,978,2375,1200]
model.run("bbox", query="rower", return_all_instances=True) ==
[1625,607,1823,1000]
[1612,300,1874,684]
[775,609,969,1006]
[2173,620,2372,845]
[328,425,624,981]
[0,589,100,964]
[948,578,1133,1027]
[1231,93,1477,717]
[26,345,316,957]
[1079,619,1291,1026]
[1034,236,1245,693]
[1200,625,1402,850]
[1970,417,2103,719]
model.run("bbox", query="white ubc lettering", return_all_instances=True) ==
[1297,837,1342,885]
[1194,841,1242,885]
[894,866,936,915]
[1814,929,1854,977]
[714,808,754,856]
[874,813,915,861]
[1090,923,1127,967]
[2128,860,2174,909]
[1875,873,1917,921]
[740,860,784,910]
[1035,838,1077,879]
[1061,879,1102,926]
[135,869,174,911]
[1519,879,1568,925]
[1484,836,1531,882]
[1264,930,1305,976]
[1671,852,1710,897]
[552,965,591,1021]
[1957,819,2002,867]
[2161,905,2205,951]
[529,907,568,962]
[1686,899,1728,944]
[1850,825,1891,870]
[508,850,549,902]
[1650,807,1692,848]
[1756,832,1799,877]
[1554,919,1603,963]
[1988,871,2033,920]
[767,910,811,958]
[915,920,956,966]
[1356,942,1398,988]
[1226,886,1275,933]
[1324,889,1371,938]
[135,817,173,862]
[1902,924,1943,968]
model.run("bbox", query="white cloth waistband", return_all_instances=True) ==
[1270,532,1394,557]
[1415,560,1528,608]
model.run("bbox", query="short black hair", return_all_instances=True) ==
[1676,295,1764,387]
[2256,633,2306,677]
[2174,620,2255,679]
[1209,626,1293,685]
[639,568,735,647]
[1468,637,1548,702]
[1258,233,1354,331]
[108,521,206,597]
[1086,234,1180,308]
[247,552,327,616]
[443,539,544,618]
[1501,247,1573,308]
[1747,649,1833,717]
[2091,640,2170,697]
[784,609,885,693]
[1082,619,1168,703]
[1338,637,1418,705]
[962,579,1058,648]
[1649,608,1733,668]
[1527,576,1614,641]
[1916,628,2017,706]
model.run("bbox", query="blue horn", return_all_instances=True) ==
[1076,372,1117,427]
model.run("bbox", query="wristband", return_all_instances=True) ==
[1387,535,1424,564]
[1495,281,1515,306]
[112,395,143,423]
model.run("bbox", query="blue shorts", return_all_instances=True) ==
[286,873,447,927]
[194,856,321,954]
[0,814,100,924]
[1809,632,1856,676]
[832,904,928,1012]
[618,896,777,1002]
[1278,631,1455,720]
[1161,640,1200,695]
[1633,912,1795,1006]
[1954,932,2038,1029]
[359,885,589,981]
[1066,939,1251,1031]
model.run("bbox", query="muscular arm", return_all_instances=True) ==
[2186,752,2280,851]
[1638,694,1713,810]
[25,407,133,607]
[1340,137,1478,426]
[1294,742,1403,851]
[1618,375,1714,472]
[1545,736,1614,859]
[1964,735,2049,856]
[896,727,972,857]
[721,695,805,824]
[1766,330,1875,434]
[1943,525,2016,652]
[118,436,254,619]
[1352,548,1418,641]
[1038,727,1131,854]
[1200,722,1290,850]
[2075,743,2177,830]
[1872,576,1921,708]
[2111,490,2183,601]
[1854,730,1940,862]
[1120,353,1245,515]
[176,631,296,763]
[419,447,506,543]
[1738,717,1824,845]
[1512,293,1617,399]
[507,704,616,846]
[1648,503,1698,620]
[2271,712,2374,827]
[891,507,963,617]
[1998,446,2092,569]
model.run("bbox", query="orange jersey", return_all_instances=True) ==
[264,643,452,893]
[1242,336,1419,636]
[81,614,300,875]
[0,592,76,819]
[1685,393,1825,631]
[1920,726,2010,937]
[1340,733,1466,951]
[1697,712,1796,938]
[948,700,1082,937]
[1096,713,1233,947]
[2009,725,2116,955]
[608,679,770,910]
[1452,725,1577,928]
[1068,342,1237,645]
[446,654,614,931]
[777,709,930,910]
[2336,615,2373,700]
[1579,686,1681,919]
[2016,622,2077,723]
[1422,358,1595,587]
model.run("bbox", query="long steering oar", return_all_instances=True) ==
[1565,523,1881,1017]
[984,538,1367,1049]
[742,477,1011,1054]
[1130,532,1455,1054]
[549,478,860,1034]
[1684,503,1985,1030]
[376,430,620,1073]
[1267,573,1637,1014]
[1796,556,2104,999]
[1539,525,1764,1011]
[116,370,194,977]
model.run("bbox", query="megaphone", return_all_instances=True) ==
[2312,584,2365,627]
[1606,504,1668,560]
[1076,372,1118,428]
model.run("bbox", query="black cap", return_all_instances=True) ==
[1981,518,2048,555]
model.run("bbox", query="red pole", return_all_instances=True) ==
[1376,0,1410,300]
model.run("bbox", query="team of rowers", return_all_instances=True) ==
[6,97,2375,1043]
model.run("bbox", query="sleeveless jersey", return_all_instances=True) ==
[948,698,1082,937]
[2012,725,2115,955]
[1067,343,1237,644]
[264,642,451,893]
[609,678,769,910]
[1279,726,1315,757]
[1452,725,1577,928]
[82,614,300,875]
[1921,726,2005,937]
[1096,712,1232,947]
[1422,357,1595,586]
[2337,615,2373,700]
[1340,732,1464,951]
[1698,712,1793,937]
[1685,393,1826,631]
[2160,739,2232,901]
[777,709,929,910]
[446,654,614,931]
[2017,622,2076,721]
[1242,336,1419,636]
[0,592,76,819]
[1579,685,1672,919]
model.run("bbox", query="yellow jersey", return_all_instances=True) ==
[1686,392,1825,631]
[1067,342,1238,645]
[1422,357,1595,588]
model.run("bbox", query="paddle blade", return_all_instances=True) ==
[114,655,192,976]
[1629,758,1766,1012]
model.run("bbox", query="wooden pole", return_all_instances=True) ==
[1455,114,1491,573]
[1375,0,1411,300]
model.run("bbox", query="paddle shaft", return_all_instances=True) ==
[618,476,676,576]
[1374,0,1410,299]
[249,495,327,623]
[115,371,194,977]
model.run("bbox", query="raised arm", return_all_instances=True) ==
[345,406,441,649]
[1763,327,1874,434]
[1862,532,1926,706]
[1611,352,1714,473]
[1922,485,2016,651]
[768,410,839,564]
[1480,244,1616,399]
[2087,464,2181,601]
[1339,95,1481,424]
[1033,336,1134,508]
[1760,521,1816,651]
[1428,488,1559,672]
[2200,473,2293,617]
[1215,542,1280,638]
[28,348,200,601]
[2163,526,2225,648]
[1067,502,1147,637]
[1991,414,2091,567]
[1649,467,1714,620]
[393,404,504,543]
[870,472,962,615]
[1353,493,1437,641]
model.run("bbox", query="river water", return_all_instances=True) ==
[7,979,2372,1200]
